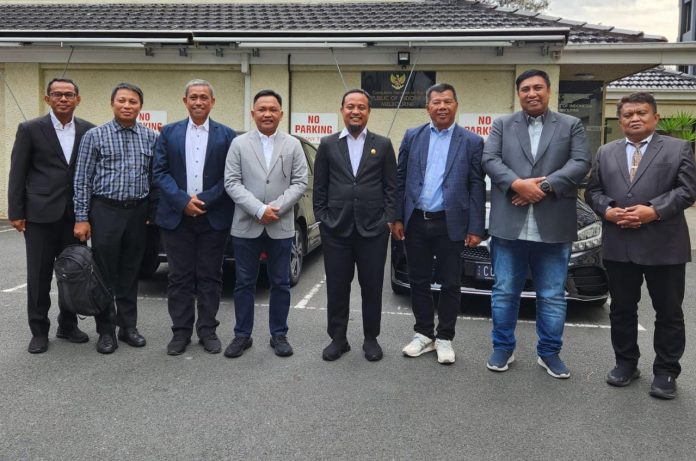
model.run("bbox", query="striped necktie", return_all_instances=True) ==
[628,141,646,182]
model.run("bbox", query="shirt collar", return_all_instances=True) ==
[339,127,367,140]
[625,134,653,146]
[188,117,210,131]
[429,121,455,134]
[110,119,141,133]
[524,110,548,125]
[257,129,278,141]
[49,110,74,129]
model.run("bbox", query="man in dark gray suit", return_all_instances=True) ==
[8,78,95,354]
[483,69,591,378]
[585,92,696,399]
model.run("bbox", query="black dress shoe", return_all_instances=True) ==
[606,365,640,387]
[28,336,49,354]
[56,326,89,343]
[96,334,118,354]
[270,335,294,357]
[118,327,146,347]
[362,337,383,362]
[224,336,253,358]
[322,339,350,361]
[198,334,222,354]
[649,375,677,400]
[167,336,192,356]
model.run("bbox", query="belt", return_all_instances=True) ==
[93,195,148,209]
[414,208,446,220]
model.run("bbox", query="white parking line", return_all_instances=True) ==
[0,228,17,233]
[2,283,27,293]
[0,283,646,331]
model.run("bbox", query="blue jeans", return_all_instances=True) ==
[233,233,293,337]
[490,237,571,357]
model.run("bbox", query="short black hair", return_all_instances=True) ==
[426,83,457,103]
[515,69,551,90]
[46,78,79,95]
[616,92,658,116]
[341,89,372,108]
[111,82,144,104]
[253,89,282,106]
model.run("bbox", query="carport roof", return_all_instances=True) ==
[0,0,667,44]
[608,68,696,90]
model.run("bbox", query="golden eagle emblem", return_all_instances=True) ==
[390,73,406,90]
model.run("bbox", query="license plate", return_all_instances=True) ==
[475,263,495,281]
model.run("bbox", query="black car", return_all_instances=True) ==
[390,198,609,306]
[140,135,321,286]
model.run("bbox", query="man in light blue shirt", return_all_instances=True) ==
[392,83,486,365]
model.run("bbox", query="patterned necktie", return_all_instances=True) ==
[628,141,646,182]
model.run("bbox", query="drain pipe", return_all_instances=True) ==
[287,53,292,133]
[242,52,251,132]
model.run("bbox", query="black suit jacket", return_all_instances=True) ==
[585,133,696,265]
[313,130,397,238]
[8,114,95,223]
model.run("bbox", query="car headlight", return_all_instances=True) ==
[572,221,602,252]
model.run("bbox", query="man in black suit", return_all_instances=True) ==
[313,89,397,362]
[8,78,95,353]
[585,92,696,399]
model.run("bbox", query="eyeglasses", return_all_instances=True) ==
[49,92,77,100]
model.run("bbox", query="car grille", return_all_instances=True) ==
[460,246,490,261]
[567,266,608,296]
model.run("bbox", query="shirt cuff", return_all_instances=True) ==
[255,205,267,220]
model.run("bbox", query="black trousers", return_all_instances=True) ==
[160,216,228,339]
[320,226,388,341]
[23,209,81,337]
[604,260,686,378]
[404,213,464,340]
[90,198,148,335]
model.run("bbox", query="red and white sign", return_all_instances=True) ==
[137,110,167,133]
[291,113,338,144]
[459,113,509,140]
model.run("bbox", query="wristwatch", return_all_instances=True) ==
[539,180,552,193]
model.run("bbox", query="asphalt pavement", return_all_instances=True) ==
[1,213,695,460]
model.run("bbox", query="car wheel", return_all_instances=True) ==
[289,223,305,287]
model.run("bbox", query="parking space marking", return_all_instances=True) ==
[2,283,27,293]
[0,228,17,233]
[0,285,647,331]
[294,277,326,309]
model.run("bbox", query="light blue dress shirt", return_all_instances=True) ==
[417,122,455,212]
[518,114,544,242]
[624,134,652,171]
[339,127,367,176]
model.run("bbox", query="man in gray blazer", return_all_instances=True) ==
[585,92,696,399]
[483,69,591,378]
[224,89,308,358]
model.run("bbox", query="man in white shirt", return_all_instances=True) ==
[153,79,236,356]
[8,78,95,353]
[224,89,308,359]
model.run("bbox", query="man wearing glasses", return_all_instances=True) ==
[8,78,95,354]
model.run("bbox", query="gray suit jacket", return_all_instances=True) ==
[483,110,591,243]
[585,133,696,265]
[224,130,308,239]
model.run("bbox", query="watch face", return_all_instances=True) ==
[540,181,551,192]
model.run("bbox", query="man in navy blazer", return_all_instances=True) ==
[392,83,486,365]
[153,79,236,356]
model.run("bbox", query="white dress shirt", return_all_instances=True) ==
[255,130,278,219]
[49,110,76,164]
[339,127,367,176]
[185,117,209,196]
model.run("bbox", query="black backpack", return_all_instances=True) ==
[54,244,113,316]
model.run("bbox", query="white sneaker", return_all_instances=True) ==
[402,333,435,357]
[435,339,455,364]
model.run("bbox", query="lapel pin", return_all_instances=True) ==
[370,148,377,156]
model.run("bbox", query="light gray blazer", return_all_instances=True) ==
[585,133,696,265]
[483,110,591,243]
[224,130,308,239]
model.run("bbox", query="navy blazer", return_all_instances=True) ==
[396,123,486,241]
[153,118,236,231]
